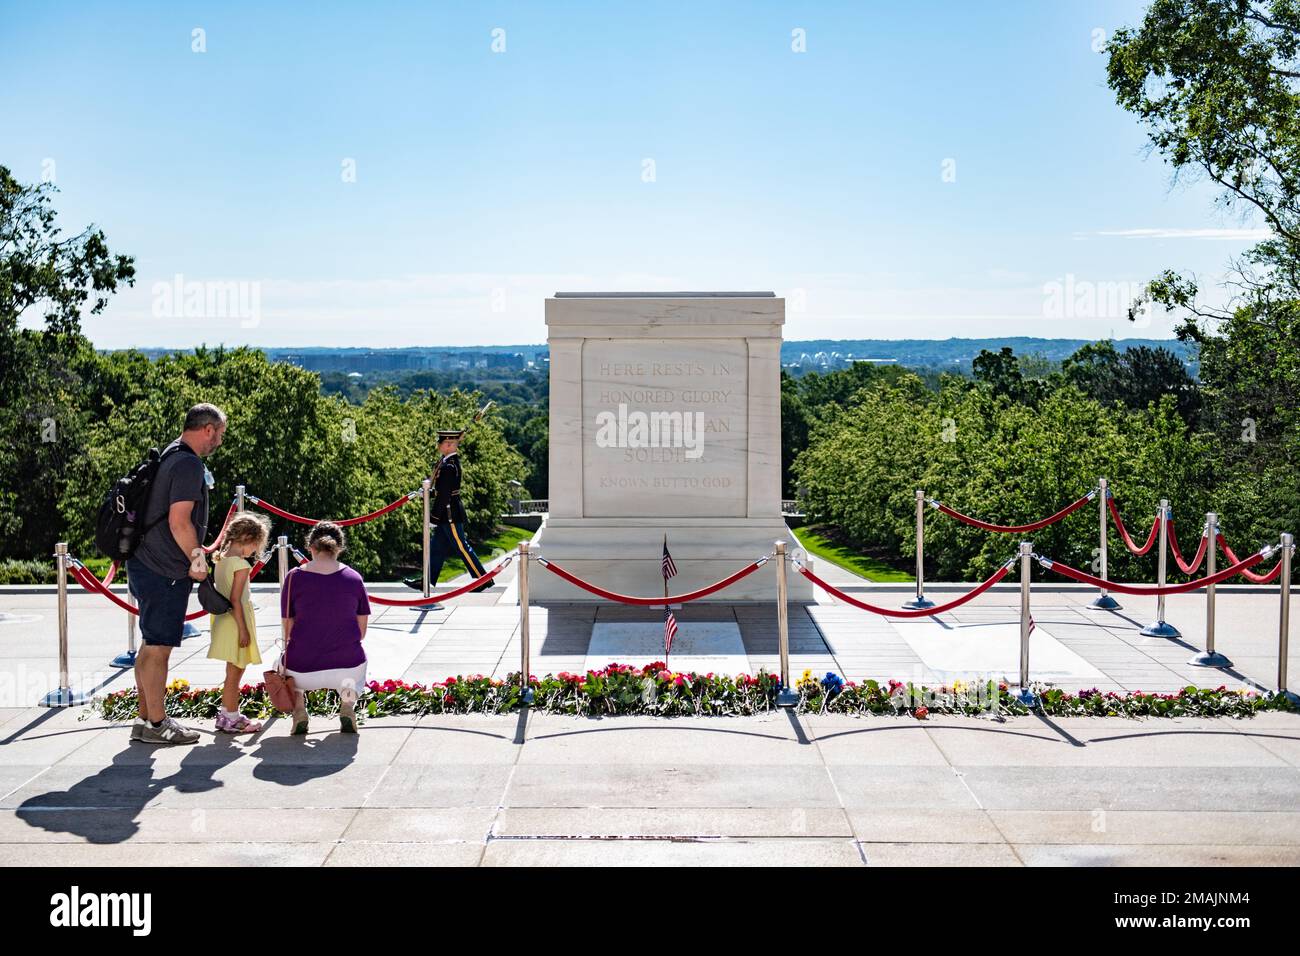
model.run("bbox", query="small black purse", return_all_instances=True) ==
[197,574,234,615]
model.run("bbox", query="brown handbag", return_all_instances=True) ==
[263,570,298,712]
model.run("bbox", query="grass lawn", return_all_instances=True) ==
[792,525,914,583]
[436,524,534,582]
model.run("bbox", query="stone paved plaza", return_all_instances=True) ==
[3,706,1299,866]
[2,559,1297,866]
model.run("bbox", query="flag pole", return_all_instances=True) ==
[663,533,670,663]
[663,533,669,604]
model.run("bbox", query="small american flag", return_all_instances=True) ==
[664,608,679,656]
[1028,614,1036,635]
[662,538,678,580]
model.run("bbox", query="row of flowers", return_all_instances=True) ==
[86,666,1296,722]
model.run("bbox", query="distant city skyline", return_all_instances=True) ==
[2,1,1266,348]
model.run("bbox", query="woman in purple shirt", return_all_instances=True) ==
[279,521,370,734]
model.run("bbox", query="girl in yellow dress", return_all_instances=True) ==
[208,512,272,734]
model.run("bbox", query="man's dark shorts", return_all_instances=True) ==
[126,558,193,648]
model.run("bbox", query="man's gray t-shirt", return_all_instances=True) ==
[134,438,210,579]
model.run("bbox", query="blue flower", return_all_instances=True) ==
[821,672,845,697]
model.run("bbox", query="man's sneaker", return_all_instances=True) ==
[139,717,200,745]
[129,717,147,741]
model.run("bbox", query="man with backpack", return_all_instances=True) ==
[126,404,226,744]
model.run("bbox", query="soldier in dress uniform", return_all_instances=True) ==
[404,429,494,593]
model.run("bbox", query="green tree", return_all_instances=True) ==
[0,166,135,557]
[1061,340,1200,423]
[0,165,136,341]
[1107,0,1300,551]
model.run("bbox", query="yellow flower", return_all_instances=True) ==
[166,678,190,692]
[952,679,967,694]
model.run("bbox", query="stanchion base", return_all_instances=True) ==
[519,687,536,705]
[1014,687,1038,708]
[39,687,88,708]
[1088,594,1123,610]
[1189,650,1234,668]
[182,622,201,638]
[902,595,936,610]
[1139,621,1181,639]
[776,688,800,709]
[110,650,137,668]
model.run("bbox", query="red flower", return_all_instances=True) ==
[914,706,929,720]
[445,676,457,686]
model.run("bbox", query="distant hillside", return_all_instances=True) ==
[119,337,1195,377]
[780,337,1194,368]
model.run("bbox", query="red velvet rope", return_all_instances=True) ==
[365,561,508,606]
[797,563,1011,617]
[539,557,765,606]
[72,557,270,621]
[100,561,118,588]
[249,493,414,527]
[1216,535,1285,584]
[201,502,238,553]
[934,492,1094,534]
[1167,520,1209,574]
[1038,551,1265,595]
[71,564,208,621]
[1107,497,1160,556]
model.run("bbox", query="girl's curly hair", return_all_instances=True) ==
[218,512,271,558]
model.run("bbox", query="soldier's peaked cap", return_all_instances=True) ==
[437,429,463,441]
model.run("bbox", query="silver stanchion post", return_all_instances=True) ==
[41,543,86,708]
[903,489,935,610]
[1141,499,1180,638]
[421,478,432,599]
[111,583,138,668]
[235,484,245,512]
[1190,511,1232,667]
[1278,533,1293,697]
[277,534,289,588]
[775,541,798,708]
[1089,477,1121,610]
[1016,540,1036,706]
[518,541,535,704]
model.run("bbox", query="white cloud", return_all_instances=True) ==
[1078,227,1273,241]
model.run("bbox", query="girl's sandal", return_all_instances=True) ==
[216,712,263,735]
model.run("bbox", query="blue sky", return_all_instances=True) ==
[0,0,1269,348]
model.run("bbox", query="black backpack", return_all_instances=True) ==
[94,445,182,561]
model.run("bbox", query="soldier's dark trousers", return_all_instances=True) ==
[426,520,490,590]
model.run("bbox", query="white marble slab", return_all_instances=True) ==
[585,621,750,675]
[891,620,1107,686]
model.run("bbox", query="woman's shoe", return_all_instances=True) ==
[291,704,309,735]
[339,700,357,734]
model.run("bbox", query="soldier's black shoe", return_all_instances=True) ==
[403,577,422,591]
[471,580,496,593]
